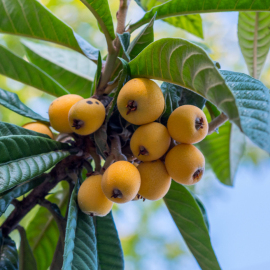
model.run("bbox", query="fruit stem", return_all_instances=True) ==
[208,112,229,135]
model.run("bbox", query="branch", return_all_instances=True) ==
[208,113,229,135]
[84,137,101,172]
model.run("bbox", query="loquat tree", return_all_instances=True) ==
[0,0,269,270]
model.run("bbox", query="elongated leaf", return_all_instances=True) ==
[96,212,124,270]
[127,14,155,60]
[118,33,131,61]
[0,0,99,61]
[80,0,115,41]
[27,186,69,270]
[129,38,241,127]
[133,0,203,38]
[130,0,270,31]
[62,183,98,270]
[17,226,37,270]
[0,231,18,270]
[220,70,270,154]
[91,52,102,96]
[0,45,68,97]
[238,12,270,79]
[199,113,246,186]
[0,174,45,217]
[0,88,49,123]
[164,182,221,270]
[23,41,95,98]
[0,135,70,193]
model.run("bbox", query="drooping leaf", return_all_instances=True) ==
[0,0,99,61]
[0,135,70,193]
[193,195,210,230]
[164,182,221,270]
[80,0,115,41]
[238,12,270,79]
[0,45,68,97]
[133,0,203,38]
[199,111,246,186]
[0,88,49,123]
[130,0,270,31]
[23,41,95,98]
[62,182,98,270]
[0,231,18,270]
[91,51,102,96]
[0,174,45,217]
[127,14,155,60]
[96,212,124,270]
[17,226,37,270]
[129,38,241,128]
[220,70,270,154]
[27,185,69,270]
[0,122,50,139]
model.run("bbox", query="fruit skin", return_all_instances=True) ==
[102,161,141,204]
[167,105,208,144]
[130,122,171,162]
[137,160,171,201]
[117,78,165,125]
[22,122,54,139]
[49,94,83,133]
[77,175,113,217]
[165,144,205,185]
[68,98,106,135]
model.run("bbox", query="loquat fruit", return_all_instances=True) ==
[167,105,208,144]
[49,94,83,133]
[130,122,171,161]
[22,122,54,139]
[101,161,141,204]
[165,144,205,185]
[77,174,113,217]
[68,98,106,135]
[137,160,171,201]
[117,78,165,125]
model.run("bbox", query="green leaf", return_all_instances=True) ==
[220,70,270,154]
[0,45,68,97]
[23,41,95,98]
[96,212,124,270]
[0,174,45,217]
[117,33,131,61]
[62,182,98,270]
[199,112,246,186]
[91,52,102,96]
[0,0,99,61]
[0,88,49,123]
[17,226,37,270]
[129,38,241,128]
[127,14,155,60]
[0,122,50,139]
[164,182,221,270]
[238,12,270,79]
[130,0,270,31]
[80,0,115,41]
[133,0,203,38]
[0,135,70,193]
[193,195,210,230]
[26,185,69,270]
[0,231,18,270]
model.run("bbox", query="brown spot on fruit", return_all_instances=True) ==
[87,100,93,104]
[95,101,99,105]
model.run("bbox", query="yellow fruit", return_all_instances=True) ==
[22,122,54,139]
[49,94,83,133]
[68,98,106,135]
[167,105,208,144]
[77,175,113,217]
[130,122,171,161]
[101,161,141,204]
[117,78,165,125]
[165,144,205,185]
[137,160,171,200]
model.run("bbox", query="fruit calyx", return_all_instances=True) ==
[193,168,204,180]
[126,100,137,115]
[111,188,123,199]
[72,119,84,130]
[138,146,149,156]
[195,117,204,130]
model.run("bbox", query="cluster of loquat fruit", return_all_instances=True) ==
[22,78,208,217]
